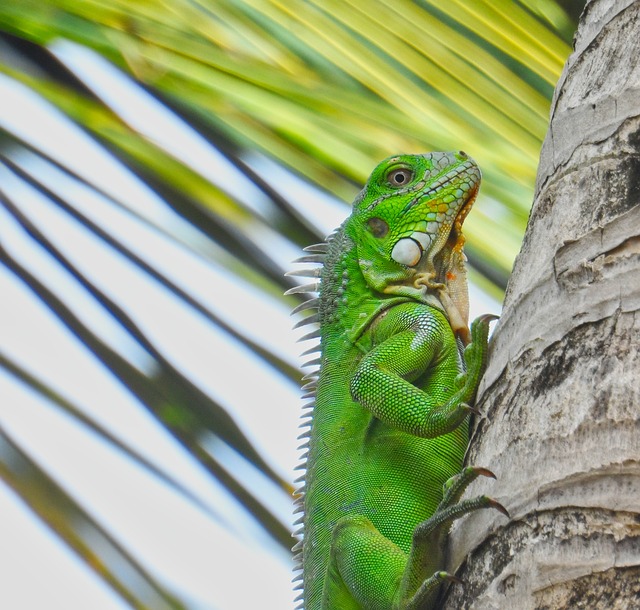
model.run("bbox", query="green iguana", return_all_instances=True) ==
[287,152,507,610]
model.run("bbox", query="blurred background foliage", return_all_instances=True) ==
[0,1,582,608]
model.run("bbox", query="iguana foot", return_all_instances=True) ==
[452,314,498,406]
[443,465,495,497]
[428,466,509,534]
[404,466,507,609]
[404,571,460,610]
[430,314,496,430]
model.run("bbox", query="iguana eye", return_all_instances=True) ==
[367,217,389,238]
[386,167,413,187]
[391,238,422,267]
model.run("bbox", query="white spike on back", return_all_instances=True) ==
[303,242,329,253]
[293,254,326,264]
[287,236,333,610]
[293,314,320,329]
[285,267,322,279]
[291,298,320,315]
[297,328,321,342]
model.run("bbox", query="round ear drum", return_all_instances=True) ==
[391,238,422,267]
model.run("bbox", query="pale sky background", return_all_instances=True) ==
[0,40,502,609]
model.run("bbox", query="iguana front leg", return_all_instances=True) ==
[350,308,494,439]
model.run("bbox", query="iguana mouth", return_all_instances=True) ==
[452,181,479,236]
[427,179,479,269]
[441,180,479,264]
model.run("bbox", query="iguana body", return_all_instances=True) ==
[289,152,504,610]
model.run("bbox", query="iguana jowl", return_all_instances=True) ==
[288,152,506,610]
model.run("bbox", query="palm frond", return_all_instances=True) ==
[0,426,188,610]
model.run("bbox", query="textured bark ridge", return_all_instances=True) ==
[444,1,640,608]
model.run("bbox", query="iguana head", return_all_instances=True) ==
[347,151,481,341]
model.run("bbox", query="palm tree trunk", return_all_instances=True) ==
[444,0,640,607]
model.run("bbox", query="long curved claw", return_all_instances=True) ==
[468,314,496,343]
[471,466,497,480]
[475,312,500,325]
[440,572,463,586]
[436,466,509,525]
[405,571,461,610]
[461,402,481,417]
[487,497,510,518]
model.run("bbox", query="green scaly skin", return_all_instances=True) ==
[289,152,506,610]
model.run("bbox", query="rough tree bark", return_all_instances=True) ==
[444,1,640,608]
